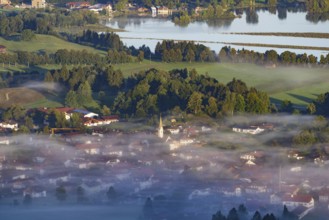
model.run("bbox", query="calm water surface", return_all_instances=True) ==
[105,9,329,57]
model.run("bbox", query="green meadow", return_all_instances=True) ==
[0,34,106,55]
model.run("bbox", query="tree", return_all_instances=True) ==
[185,48,195,63]
[137,50,144,63]
[227,208,239,220]
[101,105,111,116]
[212,210,227,220]
[23,194,32,205]
[262,213,276,220]
[143,197,153,220]
[187,92,203,115]
[293,130,317,145]
[238,204,248,220]
[280,100,293,113]
[76,186,86,203]
[55,186,67,202]
[115,0,128,11]
[234,94,245,112]
[307,103,316,114]
[106,67,123,88]
[206,97,218,117]
[70,113,83,128]
[77,81,93,106]
[107,186,117,202]
[65,90,79,107]
[21,29,36,41]
[252,211,262,220]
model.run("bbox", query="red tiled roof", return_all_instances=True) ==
[282,195,313,203]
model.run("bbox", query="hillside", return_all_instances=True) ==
[0,87,62,109]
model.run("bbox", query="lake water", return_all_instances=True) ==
[105,8,329,57]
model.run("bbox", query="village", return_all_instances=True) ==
[0,0,184,17]
[0,109,329,219]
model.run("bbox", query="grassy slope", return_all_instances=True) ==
[115,61,329,107]
[0,34,106,55]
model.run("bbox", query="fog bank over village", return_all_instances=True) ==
[0,114,329,220]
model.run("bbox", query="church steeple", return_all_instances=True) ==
[158,115,164,138]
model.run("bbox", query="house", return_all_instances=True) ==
[282,195,314,209]
[66,1,90,9]
[71,109,99,118]
[232,126,265,135]
[83,115,119,127]
[288,151,304,160]
[48,172,71,185]
[81,180,111,195]
[76,143,102,155]
[167,127,180,134]
[0,45,7,53]
[0,121,19,131]
[319,188,329,203]
[0,137,10,145]
[245,184,267,194]
[157,6,172,15]
[31,0,46,8]
[88,3,112,14]
[240,151,264,161]
[151,6,156,15]
[23,186,47,198]
[137,7,148,13]
[194,6,206,15]
[221,187,242,197]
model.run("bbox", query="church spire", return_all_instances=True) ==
[158,115,164,138]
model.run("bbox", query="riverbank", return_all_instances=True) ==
[226,32,329,39]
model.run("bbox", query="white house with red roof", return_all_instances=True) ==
[282,194,314,209]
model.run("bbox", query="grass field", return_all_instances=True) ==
[114,61,329,107]
[0,87,62,109]
[0,34,106,55]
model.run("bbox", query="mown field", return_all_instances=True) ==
[0,34,106,55]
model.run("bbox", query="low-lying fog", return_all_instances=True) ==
[0,115,329,220]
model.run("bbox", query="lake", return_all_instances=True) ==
[105,8,329,57]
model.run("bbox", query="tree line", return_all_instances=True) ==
[0,49,106,66]
[134,40,329,65]
[0,9,99,37]
[212,204,298,220]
